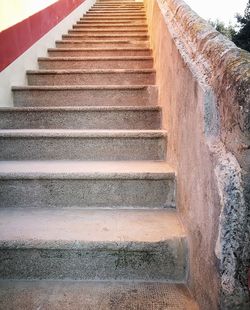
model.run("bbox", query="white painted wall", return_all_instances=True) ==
[0,0,96,107]
[0,0,58,31]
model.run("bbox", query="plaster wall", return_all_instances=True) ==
[0,0,95,107]
[144,0,250,309]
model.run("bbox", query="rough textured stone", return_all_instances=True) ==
[144,0,250,308]
[12,85,158,107]
[27,69,156,86]
[0,129,166,160]
[0,281,199,310]
[0,106,161,129]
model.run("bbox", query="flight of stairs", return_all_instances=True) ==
[0,0,198,308]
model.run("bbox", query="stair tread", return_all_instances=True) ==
[0,105,160,111]
[39,56,153,60]
[0,280,198,310]
[48,47,151,51]
[0,129,166,138]
[0,160,173,178]
[27,69,155,74]
[12,85,155,90]
[0,208,183,245]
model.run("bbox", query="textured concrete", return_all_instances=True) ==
[55,40,149,49]
[27,69,156,86]
[38,56,153,69]
[68,29,148,35]
[0,129,166,160]
[0,160,175,208]
[0,106,161,129]
[48,47,152,57]
[0,281,199,310]
[0,209,186,280]
[144,0,250,308]
[62,33,149,41]
[12,85,158,107]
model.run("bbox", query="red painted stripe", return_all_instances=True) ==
[0,0,85,72]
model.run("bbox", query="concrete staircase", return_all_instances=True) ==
[0,1,198,308]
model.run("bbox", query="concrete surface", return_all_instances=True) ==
[0,209,186,280]
[27,69,156,86]
[12,85,158,107]
[144,0,250,308]
[0,161,175,208]
[48,47,152,57]
[0,129,166,160]
[38,56,154,69]
[0,106,161,129]
[0,280,199,310]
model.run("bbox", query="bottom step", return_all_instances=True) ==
[0,209,186,280]
[0,280,199,310]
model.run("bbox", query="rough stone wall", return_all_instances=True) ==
[143,0,250,309]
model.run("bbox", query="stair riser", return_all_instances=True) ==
[27,72,155,86]
[0,110,161,130]
[56,41,149,48]
[0,135,165,161]
[76,20,147,24]
[0,239,185,280]
[0,178,174,209]
[89,9,145,12]
[85,14,146,17]
[38,59,153,70]
[48,49,151,57]
[68,30,148,35]
[13,87,158,107]
[80,18,147,21]
[62,35,148,41]
[73,25,148,30]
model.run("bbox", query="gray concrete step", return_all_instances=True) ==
[27,69,156,86]
[0,106,161,129]
[76,20,147,25]
[12,85,158,107]
[72,24,148,29]
[0,129,166,160]
[55,39,149,48]
[0,209,185,280]
[0,280,199,310]
[62,33,149,41]
[68,29,148,35]
[86,11,146,15]
[38,56,153,69]
[0,161,175,208]
[48,47,152,57]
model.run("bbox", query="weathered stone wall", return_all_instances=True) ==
[143,0,250,309]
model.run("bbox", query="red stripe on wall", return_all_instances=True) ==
[0,0,85,72]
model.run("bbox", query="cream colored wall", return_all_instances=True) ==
[0,0,95,106]
[0,0,58,31]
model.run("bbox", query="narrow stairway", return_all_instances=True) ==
[0,0,198,308]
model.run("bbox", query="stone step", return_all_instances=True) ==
[55,40,149,48]
[68,29,148,35]
[27,69,156,86]
[0,129,166,160]
[0,209,185,280]
[89,8,145,12]
[62,34,149,41]
[48,47,152,57]
[0,161,175,208]
[0,106,161,130]
[38,56,153,69]
[72,24,148,29]
[12,85,158,107]
[0,280,199,309]
[85,13,146,17]
[76,20,147,24]
[80,17,147,21]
